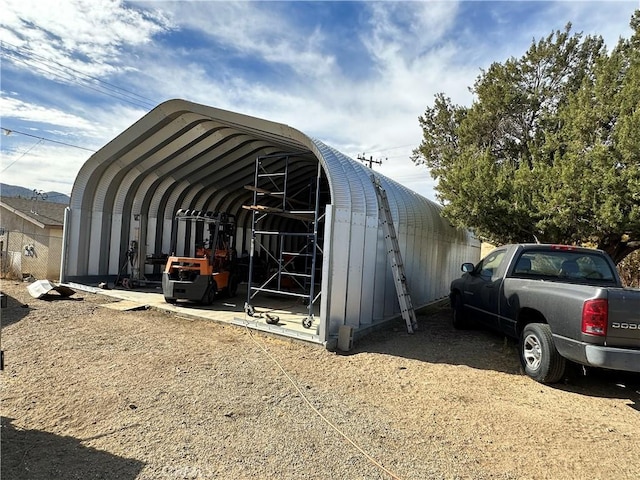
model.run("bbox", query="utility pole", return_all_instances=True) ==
[357,153,385,168]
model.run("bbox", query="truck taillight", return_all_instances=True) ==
[582,299,608,336]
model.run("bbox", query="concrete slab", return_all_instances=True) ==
[101,300,150,311]
[93,283,323,344]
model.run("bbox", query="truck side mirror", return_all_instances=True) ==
[461,263,474,273]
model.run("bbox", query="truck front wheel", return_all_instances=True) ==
[452,294,471,329]
[520,323,566,384]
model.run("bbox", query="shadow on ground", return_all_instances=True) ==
[354,303,522,375]
[355,303,640,409]
[0,292,31,328]
[558,365,640,411]
[1,417,145,480]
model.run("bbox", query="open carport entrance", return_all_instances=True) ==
[134,150,331,340]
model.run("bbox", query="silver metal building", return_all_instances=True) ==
[62,99,479,345]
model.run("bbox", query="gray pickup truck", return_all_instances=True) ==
[450,244,640,383]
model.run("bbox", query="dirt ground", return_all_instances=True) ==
[1,279,639,480]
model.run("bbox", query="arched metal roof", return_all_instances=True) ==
[62,99,479,343]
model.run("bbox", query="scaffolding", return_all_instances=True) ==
[243,153,324,329]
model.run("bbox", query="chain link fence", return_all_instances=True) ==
[0,230,63,281]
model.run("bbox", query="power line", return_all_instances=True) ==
[1,128,96,152]
[0,137,43,173]
[8,53,154,110]
[1,40,157,105]
[0,40,157,110]
[353,144,419,166]
[3,53,154,110]
[383,153,416,160]
[355,143,417,158]
[371,143,416,153]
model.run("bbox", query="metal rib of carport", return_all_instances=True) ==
[68,100,323,278]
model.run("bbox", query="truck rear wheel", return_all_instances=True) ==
[520,323,566,384]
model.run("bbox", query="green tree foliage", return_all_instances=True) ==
[413,12,640,264]
[618,250,640,287]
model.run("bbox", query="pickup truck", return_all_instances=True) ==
[450,244,640,383]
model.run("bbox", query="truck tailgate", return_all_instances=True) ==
[607,288,640,348]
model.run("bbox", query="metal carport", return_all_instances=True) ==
[61,99,479,345]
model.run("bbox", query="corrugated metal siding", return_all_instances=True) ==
[315,143,479,328]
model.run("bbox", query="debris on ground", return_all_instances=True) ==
[26,280,76,300]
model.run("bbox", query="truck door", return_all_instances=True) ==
[464,248,508,329]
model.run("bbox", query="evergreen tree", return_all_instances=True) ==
[414,12,640,263]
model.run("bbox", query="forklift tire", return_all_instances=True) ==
[228,275,238,298]
[203,284,217,305]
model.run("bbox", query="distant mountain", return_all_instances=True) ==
[0,183,70,204]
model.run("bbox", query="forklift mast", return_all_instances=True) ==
[172,209,236,258]
[162,210,238,305]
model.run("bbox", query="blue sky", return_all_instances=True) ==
[1,0,638,201]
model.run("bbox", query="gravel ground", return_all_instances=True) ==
[1,279,639,480]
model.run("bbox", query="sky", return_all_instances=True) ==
[1,0,638,202]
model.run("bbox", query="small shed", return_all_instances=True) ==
[62,99,479,344]
[0,196,66,280]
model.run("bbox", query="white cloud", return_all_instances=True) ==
[159,1,337,78]
[363,1,459,65]
[0,95,147,142]
[3,0,468,199]
[1,0,637,201]
[0,96,149,194]
[0,96,99,134]
[0,0,173,78]
[1,139,89,194]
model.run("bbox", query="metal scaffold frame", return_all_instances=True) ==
[244,153,324,329]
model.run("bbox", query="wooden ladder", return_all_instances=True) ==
[371,175,419,334]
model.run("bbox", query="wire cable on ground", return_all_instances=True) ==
[241,316,404,480]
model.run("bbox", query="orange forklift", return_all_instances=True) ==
[162,210,237,304]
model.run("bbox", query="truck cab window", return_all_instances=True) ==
[475,250,506,279]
